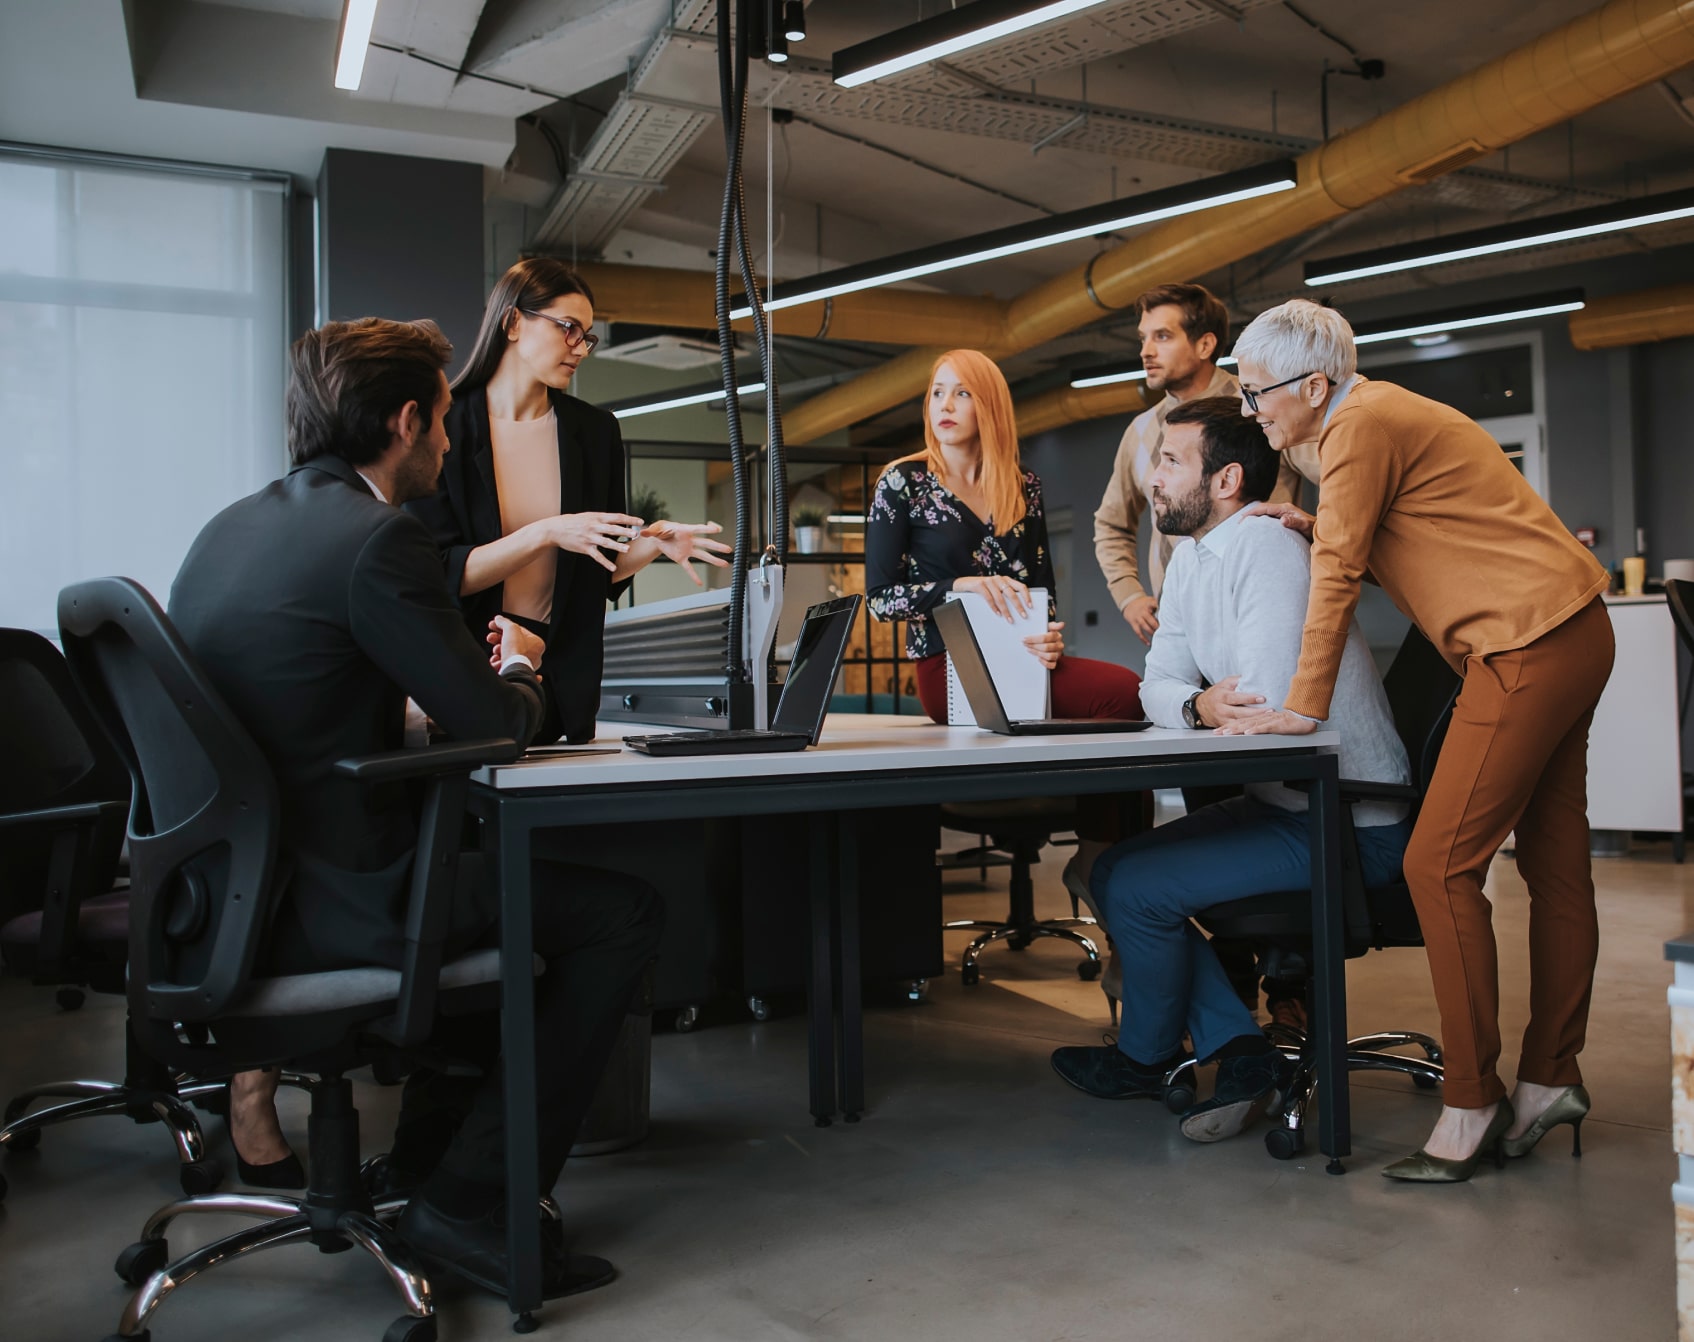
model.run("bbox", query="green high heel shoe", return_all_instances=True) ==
[1381,1100,1515,1183]
[1501,1085,1590,1159]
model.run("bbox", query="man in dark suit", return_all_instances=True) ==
[170,316,662,1299]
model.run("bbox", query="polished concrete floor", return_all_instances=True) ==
[1,824,1686,1342]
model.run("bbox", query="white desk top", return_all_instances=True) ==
[475,713,1340,791]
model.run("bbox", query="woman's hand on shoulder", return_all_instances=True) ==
[543,512,644,571]
[1240,501,1314,540]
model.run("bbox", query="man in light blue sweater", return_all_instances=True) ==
[1052,397,1412,1143]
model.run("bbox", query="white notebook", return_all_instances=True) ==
[943,588,1051,726]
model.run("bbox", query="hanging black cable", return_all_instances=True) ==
[715,0,752,684]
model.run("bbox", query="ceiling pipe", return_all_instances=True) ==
[780,0,1694,444]
[1568,281,1694,349]
[572,261,1010,348]
[1015,378,1153,436]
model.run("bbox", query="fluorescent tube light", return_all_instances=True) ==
[834,0,1116,88]
[334,0,380,91]
[826,514,866,525]
[611,382,766,420]
[1070,356,1235,390]
[1304,186,1694,286]
[732,161,1298,320]
[1351,293,1585,346]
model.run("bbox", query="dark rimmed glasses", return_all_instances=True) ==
[520,308,600,353]
[1239,371,1327,413]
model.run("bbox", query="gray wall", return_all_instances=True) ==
[316,148,486,376]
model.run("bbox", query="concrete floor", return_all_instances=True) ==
[1,829,1686,1342]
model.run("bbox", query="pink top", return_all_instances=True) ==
[490,410,561,624]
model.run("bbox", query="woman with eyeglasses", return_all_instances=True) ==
[407,257,730,743]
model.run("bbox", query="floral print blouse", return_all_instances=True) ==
[865,462,1057,661]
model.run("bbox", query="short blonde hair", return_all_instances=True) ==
[1233,299,1357,384]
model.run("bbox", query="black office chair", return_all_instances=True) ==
[939,798,1102,986]
[1173,626,1461,1160]
[58,579,528,1342]
[0,627,226,1201]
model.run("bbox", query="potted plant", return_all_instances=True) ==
[793,505,828,553]
[628,485,670,526]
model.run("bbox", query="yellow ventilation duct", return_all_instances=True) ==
[1569,282,1694,349]
[782,0,1694,444]
[574,262,1009,349]
[1015,380,1153,437]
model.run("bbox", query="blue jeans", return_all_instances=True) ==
[1092,797,1411,1066]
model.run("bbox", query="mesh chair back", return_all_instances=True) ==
[58,579,280,1024]
[0,628,130,933]
[1667,580,1694,654]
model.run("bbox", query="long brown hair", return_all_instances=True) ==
[452,257,596,392]
[894,349,1026,533]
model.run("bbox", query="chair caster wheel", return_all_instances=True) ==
[906,978,928,1003]
[116,1239,170,1287]
[960,964,980,987]
[56,986,86,1011]
[512,1310,540,1334]
[1077,960,1101,982]
[674,1005,700,1033]
[1264,1127,1304,1160]
[747,996,770,1022]
[384,1314,437,1342]
[1412,1072,1440,1090]
[1164,1084,1196,1115]
[178,1157,223,1195]
[6,1124,41,1154]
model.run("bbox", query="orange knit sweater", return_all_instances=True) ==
[1284,378,1608,721]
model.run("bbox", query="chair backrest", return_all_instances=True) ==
[57,578,281,1024]
[1380,625,1463,802]
[1667,580,1694,657]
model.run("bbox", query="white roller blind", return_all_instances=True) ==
[0,146,289,634]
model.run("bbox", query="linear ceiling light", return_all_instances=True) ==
[731,160,1299,320]
[1304,186,1694,287]
[611,382,767,420]
[833,0,1117,87]
[334,0,380,91]
[1070,356,1237,390]
[1350,291,1586,346]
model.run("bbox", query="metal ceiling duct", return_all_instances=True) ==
[780,0,1694,445]
[1568,282,1694,349]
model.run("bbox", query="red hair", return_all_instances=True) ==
[895,349,1026,534]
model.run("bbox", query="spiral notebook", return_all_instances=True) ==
[942,589,1050,727]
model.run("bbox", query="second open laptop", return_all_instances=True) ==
[623,595,862,756]
[931,598,1149,736]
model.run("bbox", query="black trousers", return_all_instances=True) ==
[392,859,664,1195]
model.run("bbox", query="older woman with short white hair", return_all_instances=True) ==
[1220,299,1613,1183]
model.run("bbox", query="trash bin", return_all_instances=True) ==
[569,962,653,1156]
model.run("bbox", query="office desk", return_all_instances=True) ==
[467,717,1345,1328]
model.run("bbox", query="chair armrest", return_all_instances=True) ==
[333,738,521,783]
[0,800,125,830]
[1283,779,1418,803]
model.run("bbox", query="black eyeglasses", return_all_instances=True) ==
[519,308,599,352]
[1239,371,1327,413]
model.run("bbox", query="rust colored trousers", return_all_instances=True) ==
[1404,597,1615,1108]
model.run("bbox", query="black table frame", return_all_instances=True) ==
[466,743,1344,1329]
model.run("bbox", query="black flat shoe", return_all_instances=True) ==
[396,1196,616,1301]
[1051,1043,1178,1100]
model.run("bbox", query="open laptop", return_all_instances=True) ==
[932,598,1149,736]
[624,595,862,756]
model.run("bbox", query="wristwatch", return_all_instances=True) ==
[1182,691,1205,730]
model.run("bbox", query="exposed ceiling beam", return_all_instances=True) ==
[778,0,1694,445]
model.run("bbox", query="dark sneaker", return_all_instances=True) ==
[1051,1043,1170,1100]
[1179,1051,1294,1143]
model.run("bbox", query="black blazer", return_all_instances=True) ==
[405,387,631,744]
[169,455,545,973]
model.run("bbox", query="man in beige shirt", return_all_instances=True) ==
[1093,282,1316,644]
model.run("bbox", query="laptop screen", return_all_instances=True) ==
[771,595,862,743]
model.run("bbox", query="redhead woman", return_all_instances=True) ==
[865,351,1148,950]
[406,257,731,743]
